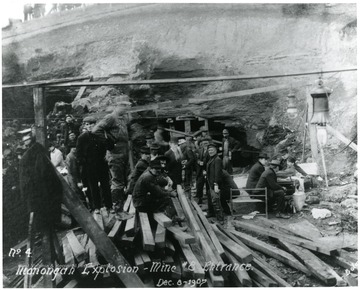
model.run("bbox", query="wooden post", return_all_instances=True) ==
[306,87,318,162]
[24,212,34,288]
[42,229,55,288]
[184,120,191,133]
[320,147,329,189]
[204,119,209,131]
[301,104,308,162]
[33,87,47,148]
[127,113,135,171]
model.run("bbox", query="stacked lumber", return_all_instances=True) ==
[233,219,358,286]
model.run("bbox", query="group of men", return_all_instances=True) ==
[245,150,307,218]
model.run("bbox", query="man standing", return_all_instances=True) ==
[196,137,211,204]
[165,137,183,189]
[255,159,290,219]
[179,137,195,193]
[246,152,269,193]
[92,100,132,215]
[76,116,112,214]
[126,146,151,195]
[221,128,241,174]
[133,159,177,214]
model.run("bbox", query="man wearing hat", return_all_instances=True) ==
[278,147,290,171]
[255,159,290,219]
[179,137,196,193]
[150,142,161,161]
[132,159,177,214]
[126,146,151,195]
[165,137,183,189]
[222,128,241,174]
[92,99,132,215]
[76,116,112,214]
[246,152,269,193]
[195,136,211,204]
[206,142,224,219]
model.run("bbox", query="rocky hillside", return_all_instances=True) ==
[2,3,357,174]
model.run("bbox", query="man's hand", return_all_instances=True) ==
[170,191,178,198]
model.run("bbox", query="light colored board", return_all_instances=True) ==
[191,200,226,258]
[65,231,87,263]
[232,230,311,275]
[139,212,155,251]
[155,224,166,248]
[225,250,252,287]
[85,238,99,265]
[249,267,278,287]
[178,242,205,279]
[233,220,338,256]
[167,226,196,244]
[278,240,337,286]
[108,220,122,239]
[153,213,172,228]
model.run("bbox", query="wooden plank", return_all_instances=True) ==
[63,279,79,288]
[278,240,337,286]
[66,231,87,263]
[155,224,166,248]
[139,212,155,252]
[231,230,311,275]
[52,231,65,265]
[108,220,122,239]
[233,220,338,255]
[257,217,321,241]
[212,225,252,263]
[167,226,196,244]
[176,185,201,235]
[217,226,291,287]
[62,236,75,265]
[225,250,252,287]
[58,168,145,287]
[171,197,186,221]
[343,274,358,286]
[125,201,137,236]
[207,270,224,287]
[313,235,357,249]
[165,240,176,256]
[24,212,35,288]
[3,75,90,88]
[178,242,205,279]
[140,251,152,268]
[327,125,357,152]
[249,267,278,287]
[331,255,358,272]
[191,200,226,259]
[120,234,135,247]
[171,258,182,280]
[123,194,133,212]
[153,213,172,228]
[33,87,47,147]
[134,253,145,272]
[93,212,104,230]
[85,238,99,265]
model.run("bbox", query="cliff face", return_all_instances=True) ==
[2,3,357,174]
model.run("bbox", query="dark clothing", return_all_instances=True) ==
[219,170,238,215]
[164,148,183,188]
[246,161,266,192]
[222,136,241,174]
[196,147,210,200]
[206,155,223,189]
[180,143,196,190]
[127,158,149,195]
[132,170,171,213]
[256,168,286,213]
[279,158,288,171]
[76,131,111,210]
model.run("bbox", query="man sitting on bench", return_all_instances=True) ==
[255,159,291,219]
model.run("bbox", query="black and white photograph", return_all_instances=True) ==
[1,1,358,288]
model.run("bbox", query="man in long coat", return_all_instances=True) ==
[164,137,183,189]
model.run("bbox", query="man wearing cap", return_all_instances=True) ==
[133,159,177,214]
[165,137,183,189]
[77,116,112,214]
[92,99,132,215]
[179,137,196,193]
[246,152,269,193]
[206,142,224,219]
[222,128,241,174]
[126,146,151,195]
[195,136,211,204]
[150,143,161,161]
[255,159,290,219]
[278,148,290,171]
[145,133,155,148]
[194,126,210,149]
